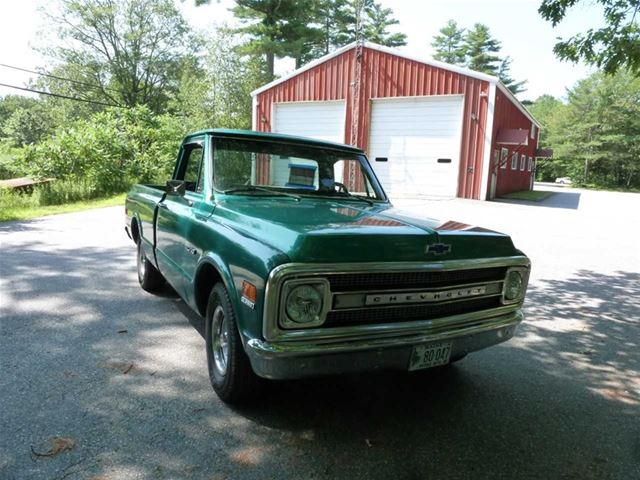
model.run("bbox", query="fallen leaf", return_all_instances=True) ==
[98,361,137,375]
[31,436,76,458]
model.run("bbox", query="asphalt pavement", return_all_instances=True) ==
[1,186,639,479]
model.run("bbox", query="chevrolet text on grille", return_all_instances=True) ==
[365,286,488,306]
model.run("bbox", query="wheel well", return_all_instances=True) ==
[130,218,140,244]
[195,263,223,317]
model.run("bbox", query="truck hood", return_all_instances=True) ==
[213,197,518,263]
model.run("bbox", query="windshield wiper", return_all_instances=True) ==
[222,185,301,201]
[328,182,374,206]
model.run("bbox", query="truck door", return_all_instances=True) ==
[155,139,206,298]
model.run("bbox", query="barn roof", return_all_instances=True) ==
[251,42,540,128]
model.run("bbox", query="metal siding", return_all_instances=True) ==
[255,46,490,199]
[488,89,539,197]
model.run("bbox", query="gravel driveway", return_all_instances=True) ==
[1,186,639,479]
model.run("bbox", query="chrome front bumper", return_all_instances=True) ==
[246,310,523,379]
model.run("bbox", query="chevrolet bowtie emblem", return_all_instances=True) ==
[426,243,452,255]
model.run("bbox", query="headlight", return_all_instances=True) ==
[286,285,323,323]
[280,280,329,329]
[503,267,528,303]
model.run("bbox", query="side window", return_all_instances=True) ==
[520,154,526,171]
[528,157,533,172]
[178,144,204,192]
[511,152,518,170]
[500,148,508,169]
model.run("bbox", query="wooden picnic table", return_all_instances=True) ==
[0,177,54,192]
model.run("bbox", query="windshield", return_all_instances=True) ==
[213,138,386,201]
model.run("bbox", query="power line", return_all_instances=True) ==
[0,62,122,95]
[0,82,121,107]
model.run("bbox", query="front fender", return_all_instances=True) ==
[191,221,289,344]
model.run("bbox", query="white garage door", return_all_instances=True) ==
[273,101,345,143]
[368,95,464,197]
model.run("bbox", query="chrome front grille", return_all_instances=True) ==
[326,266,509,292]
[324,296,501,327]
[262,258,530,342]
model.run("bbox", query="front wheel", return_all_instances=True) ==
[205,283,260,403]
[136,241,165,292]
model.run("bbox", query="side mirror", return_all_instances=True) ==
[166,179,186,196]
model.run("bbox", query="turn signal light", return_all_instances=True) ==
[242,281,257,307]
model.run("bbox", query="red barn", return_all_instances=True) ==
[251,42,545,200]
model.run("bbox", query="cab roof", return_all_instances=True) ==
[184,128,364,154]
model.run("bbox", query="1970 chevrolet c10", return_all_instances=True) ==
[125,129,530,402]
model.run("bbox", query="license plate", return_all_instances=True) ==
[408,342,453,371]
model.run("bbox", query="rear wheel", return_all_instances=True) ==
[136,241,165,292]
[205,282,259,403]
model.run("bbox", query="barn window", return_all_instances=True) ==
[528,157,534,171]
[501,148,508,169]
[531,124,536,139]
[520,154,526,171]
[511,152,518,170]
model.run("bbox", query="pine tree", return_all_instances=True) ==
[231,0,317,79]
[498,57,527,94]
[463,23,502,75]
[361,1,407,47]
[299,0,352,64]
[431,20,466,65]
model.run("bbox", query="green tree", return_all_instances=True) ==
[539,0,640,75]
[0,96,41,132]
[172,27,268,131]
[527,94,568,181]
[462,23,527,94]
[310,0,353,57]
[463,23,502,74]
[498,57,527,94]
[361,1,407,47]
[231,0,317,78]
[40,0,193,112]
[431,20,466,65]
[538,71,640,187]
[223,0,405,75]
[23,105,186,192]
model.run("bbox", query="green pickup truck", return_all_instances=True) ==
[125,129,530,402]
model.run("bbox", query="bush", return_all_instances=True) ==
[0,144,28,180]
[22,105,187,195]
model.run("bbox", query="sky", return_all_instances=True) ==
[0,0,603,102]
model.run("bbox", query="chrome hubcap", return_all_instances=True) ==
[138,246,146,279]
[211,305,229,376]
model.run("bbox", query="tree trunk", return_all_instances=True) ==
[266,52,275,80]
[584,158,589,182]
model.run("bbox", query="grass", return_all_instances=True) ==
[0,193,126,222]
[499,190,554,202]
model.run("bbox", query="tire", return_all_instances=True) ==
[136,240,165,292]
[205,283,259,403]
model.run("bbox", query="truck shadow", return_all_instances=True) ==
[2,236,638,479]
